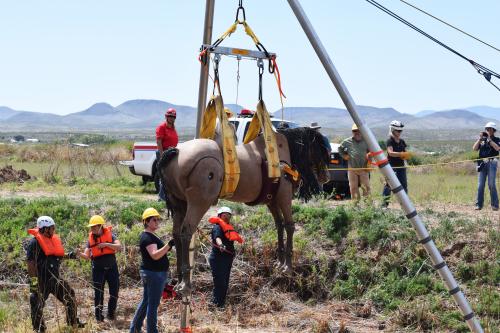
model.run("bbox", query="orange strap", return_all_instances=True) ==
[181,326,192,333]
[366,150,388,167]
[271,56,286,100]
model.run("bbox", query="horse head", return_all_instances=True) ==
[278,127,330,201]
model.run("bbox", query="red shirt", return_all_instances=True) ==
[156,122,179,150]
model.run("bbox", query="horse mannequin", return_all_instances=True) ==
[158,127,329,295]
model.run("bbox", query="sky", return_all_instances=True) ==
[0,0,499,116]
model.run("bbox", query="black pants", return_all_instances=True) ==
[92,263,119,321]
[30,276,78,332]
[209,254,233,307]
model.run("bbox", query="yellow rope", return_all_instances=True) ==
[328,157,490,171]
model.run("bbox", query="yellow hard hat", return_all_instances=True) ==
[142,208,160,221]
[352,124,358,131]
[87,215,105,227]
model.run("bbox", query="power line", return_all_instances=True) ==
[400,0,500,53]
[364,0,500,93]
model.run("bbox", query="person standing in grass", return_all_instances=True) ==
[382,120,411,207]
[26,216,85,333]
[339,123,371,200]
[130,208,175,333]
[78,215,121,322]
[156,108,179,201]
[472,122,500,211]
[208,206,244,308]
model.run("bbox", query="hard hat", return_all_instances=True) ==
[352,124,359,131]
[485,122,497,131]
[87,215,105,227]
[224,107,234,118]
[142,207,160,221]
[165,108,177,118]
[390,120,404,132]
[217,206,232,216]
[37,216,55,228]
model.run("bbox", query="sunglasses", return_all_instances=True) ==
[394,130,402,133]
[166,115,176,119]
[352,130,360,133]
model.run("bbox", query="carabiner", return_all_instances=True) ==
[257,59,264,100]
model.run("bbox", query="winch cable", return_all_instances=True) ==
[399,0,500,53]
[235,56,241,106]
[364,0,500,92]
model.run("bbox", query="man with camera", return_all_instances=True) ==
[472,122,500,211]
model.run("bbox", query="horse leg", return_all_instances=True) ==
[268,203,285,268]
[176,191,213,296]
[281,202,295,273]
[171,205,186,283]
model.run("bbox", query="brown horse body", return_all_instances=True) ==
[159,128,329,295]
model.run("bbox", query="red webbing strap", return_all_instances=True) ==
[366,150,388,167]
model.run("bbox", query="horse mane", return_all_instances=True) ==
[277,127,330,201]
[157,147,186,218]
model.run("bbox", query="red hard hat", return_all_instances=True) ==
[165,108,176,117]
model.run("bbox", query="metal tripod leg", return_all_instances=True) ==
[180,234,196,333]
[286,1,483,332]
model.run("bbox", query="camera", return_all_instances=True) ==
[482,132,488,138]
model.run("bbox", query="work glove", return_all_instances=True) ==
[342,154,350,161]
[219,244,227,252]
[29,276,38,294]
[168,239,175,249]
[399,151,412,160]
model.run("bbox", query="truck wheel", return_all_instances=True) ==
[154,172,161,194]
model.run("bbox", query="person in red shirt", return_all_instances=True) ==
[156,108,179,155]
[156,108,179,201]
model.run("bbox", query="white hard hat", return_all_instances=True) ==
[485,122,497,131]
[37,216,55,228]
[217,206,232,216]
[390,120,404,132]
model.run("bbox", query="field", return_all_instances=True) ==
[0,140,498,333]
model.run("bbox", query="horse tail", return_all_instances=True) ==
[157,147,180,217]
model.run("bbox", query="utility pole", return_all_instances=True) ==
[286,1,483,332]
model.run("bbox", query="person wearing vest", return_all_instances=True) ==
[130,208,175,333]
[26,216,85,333]
[382,120,411,208]
[156,108,179,201]
[78,215,121,322]
[208,206,244,308]
[472,122,500,211]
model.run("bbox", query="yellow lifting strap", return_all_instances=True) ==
[212,20,261,51]
[200,96,240,198]
[243,100,281,179]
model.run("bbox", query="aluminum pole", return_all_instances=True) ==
[286,1,483,332]
[195,0,216,138]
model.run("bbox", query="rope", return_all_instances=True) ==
[328,156,495,171]
[399,0,500,53]
[364,0,500,91]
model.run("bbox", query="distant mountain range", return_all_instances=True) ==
[1,100,499,131]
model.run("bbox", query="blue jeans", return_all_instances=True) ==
[382,167,407,206]
[129,270,167,333]
[476,159,498,209]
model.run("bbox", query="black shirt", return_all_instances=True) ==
[86,234,118,269]
[478,136,500,158]
[26,237,61,281]
[386,136,407,168]
[139,231,169,272]
[210,224,235,257]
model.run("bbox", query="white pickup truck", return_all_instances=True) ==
[121,111,301,193]
[121,112,350,196]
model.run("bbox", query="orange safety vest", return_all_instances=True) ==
[208,217,244,244]
[27,228,65,257]
[88,226,116,258]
